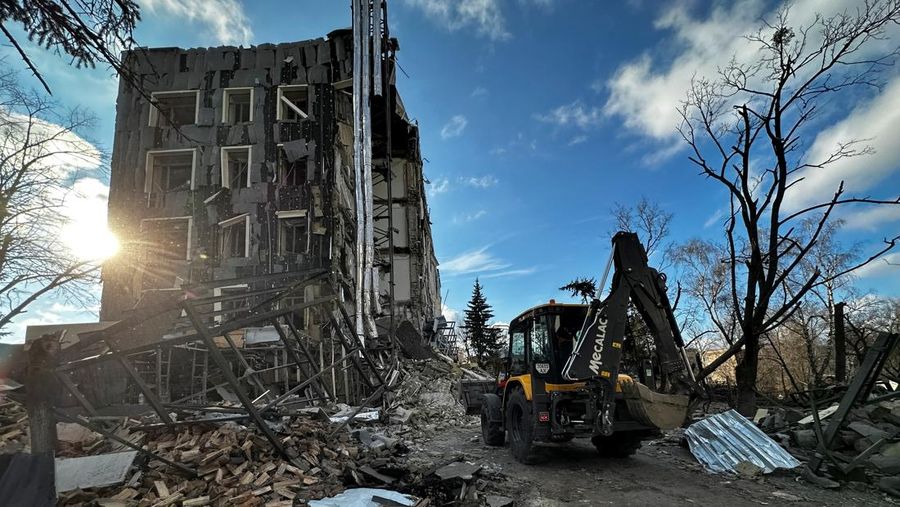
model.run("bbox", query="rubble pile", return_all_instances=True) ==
[757,397,900,495]
[0,351,516,505]
[0,400,29,454]
[55,414,416,506]
[389,358,487,438]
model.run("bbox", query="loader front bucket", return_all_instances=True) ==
[619,377,689,430]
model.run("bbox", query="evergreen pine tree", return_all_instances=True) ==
[464,279,501,364]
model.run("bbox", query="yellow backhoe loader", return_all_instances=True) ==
[461,231,699,463]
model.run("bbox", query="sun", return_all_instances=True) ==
[61,221,120,262]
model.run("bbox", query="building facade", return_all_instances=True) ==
[100,32,441,341]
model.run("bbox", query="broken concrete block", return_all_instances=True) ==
[881,441,900,458]
[434,461,481,481]
[390,407,414,425]
[869,455,900,475]
[55,451,138,493]
[56,423,97,444]
[486,495,514,507]
[734,460,763,479]
[792,429,817,449]
[848,421,889,440]
[358,465,395,484]
[879,476,900,498]
[798,405,839,425]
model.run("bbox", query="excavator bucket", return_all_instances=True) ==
[619,376,689,430]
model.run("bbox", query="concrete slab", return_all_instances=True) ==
[55,451,138,492]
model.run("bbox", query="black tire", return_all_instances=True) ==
[591,431,644,458]
[481,397,505,446]
[506,387,539,464]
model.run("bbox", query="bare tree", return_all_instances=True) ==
[610,196,673,259]
[0,0,141,94]
[0,67,101,334]
[671,239,740,345]
[679,1,900,414]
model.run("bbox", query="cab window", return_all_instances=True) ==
[509,326,527,374]
[529,315,551,364]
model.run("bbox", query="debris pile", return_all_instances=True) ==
[0,400,29,454]
[757,398,900,494]
[389,358,490,436]
[0,353,513,505]
[55,414,413,506]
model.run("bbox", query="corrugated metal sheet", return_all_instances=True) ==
[684,409,801,474]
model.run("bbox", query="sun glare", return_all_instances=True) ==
[62,221,120,262]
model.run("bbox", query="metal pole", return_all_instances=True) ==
[596,244,616,299]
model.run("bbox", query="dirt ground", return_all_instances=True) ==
[411,417,898,506]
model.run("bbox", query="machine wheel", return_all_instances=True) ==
[506,387,539,464]
[591,431,644,458]
[481,395,505,446]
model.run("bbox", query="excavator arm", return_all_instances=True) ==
[563,231,696,435]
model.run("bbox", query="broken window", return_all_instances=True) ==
[218,214,249,258]
[276,85,309,121]
[221,146,251,189]
[140,217,192,290]
[277,147,306,186]
[149,91,198,127]
[223,88,253,124]
[276,210,308,255]
[146,150,195,196]
[214,285,249,324]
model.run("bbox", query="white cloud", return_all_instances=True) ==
[603,0,894,141]
[536,100,602,129]
[442,246,510,275]
[427,177,451,196]
[471,86,488,97]
[842,205,900,231]
[568,135,588,146]
[442,303,460,322]
[441,245,536,280]
[855,252,900,279]
[490,132,538,156]
[464,175,498,188]
[703,208,724,229]
[603,0,778,141]
[600,0,900,186]
[141,0,253,46]
[481,267,537,279]
[440,115,468,139]
[403,0,509,40]
[453,209,487,224]
[520,0,555,7]
[789,76,900,210]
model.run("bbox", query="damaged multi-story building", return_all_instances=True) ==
[28,20,440,415]
[17,5,443,467]
[100,30,441,341]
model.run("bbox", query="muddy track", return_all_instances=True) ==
[412,417,896,506]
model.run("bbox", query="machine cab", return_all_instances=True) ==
[506,302,588,384]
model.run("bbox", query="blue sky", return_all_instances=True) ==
[2,0,899,340]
